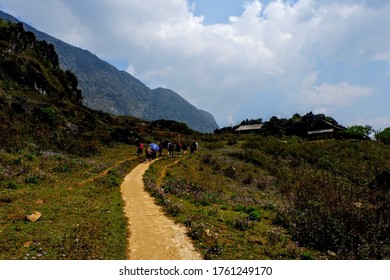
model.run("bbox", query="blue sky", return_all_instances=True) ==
[1,0,390,131]
[190,0,255,24]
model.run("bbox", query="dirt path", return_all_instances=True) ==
[120,161,202,260]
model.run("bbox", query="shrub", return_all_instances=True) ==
[38,106,64,126]
[279,168,390,259]
[107,175,120,188]
[232,215,254,231]
[7,181,20,190]
[25,175,39,185]
[185,216,206,240]
[248,209,261,221]
[376,128,390,144]
[164,200,183,217]
[205,240,224,259]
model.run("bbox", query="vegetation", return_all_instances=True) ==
[144,136,390,260]
[0,19,200,260]
[214,112,343,138]
[0,143,143,259]
[376,128,390,144]
[1,19,390,260]
[340,125,373,140]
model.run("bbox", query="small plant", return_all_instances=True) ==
[26,153,35,161]
[185,216,206,240]
[107,174,119,188]
[12,158,22,165]
[301,252,315,260]
[248,209,261,221]
[53,163,71,173]
[7,181,20,190]
[205,240,224,259]
[0,193,12,203]
[232,215,254,231]
[25,175,39,185]
[165,201,183,217]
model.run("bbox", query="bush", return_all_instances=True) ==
[232,215,254,231]
[248,209,261,221]
[376,128,390,144]
[279,168,390,259]
[340,125,372,140]
[7,182,20,189]
[185,216,206,240]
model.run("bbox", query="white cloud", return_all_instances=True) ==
[312,107,336,116]
[299,72,373,107]
[372,51,390,73]
[1,0,390,128]
[372,52,390,63]
[126,65,136,76]
[354,116,390,130]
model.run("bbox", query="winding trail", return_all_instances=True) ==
[120,161,202,260]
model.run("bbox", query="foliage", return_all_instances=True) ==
[375,127,390,144]
[150,119,194,135]
[340,125,373,140]
[215,111,342,138]
[144,134,390,260]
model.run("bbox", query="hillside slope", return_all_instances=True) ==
[0,10,219,133]
[0,20,199,154]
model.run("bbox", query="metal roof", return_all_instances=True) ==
[235,124,264,131]
[307,129,334,135]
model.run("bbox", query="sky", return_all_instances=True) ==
[1,0,390,130]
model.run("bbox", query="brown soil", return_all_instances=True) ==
[120,161,202,260]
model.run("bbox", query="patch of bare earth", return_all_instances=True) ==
[120,161,202,260]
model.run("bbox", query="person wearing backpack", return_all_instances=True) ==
[190,141,198,154]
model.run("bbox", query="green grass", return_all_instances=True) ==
[0,143,142,259]
[143,151,321,259]
[143,136,390,260]
[2,134,389,260]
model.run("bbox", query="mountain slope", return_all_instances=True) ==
[0,19,200,155]
[0,10,219,133]
[147,87,218,132]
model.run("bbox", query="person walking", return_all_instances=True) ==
[182,143,188,154]
[137,142,144,156]
[190,141,198,154]
[168,142,175,156]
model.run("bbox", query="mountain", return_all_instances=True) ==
[0,10,219,133]
[0,19,200,155]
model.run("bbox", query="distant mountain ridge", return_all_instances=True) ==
[0,10,218,133]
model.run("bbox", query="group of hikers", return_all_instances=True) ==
[136,140,199,161]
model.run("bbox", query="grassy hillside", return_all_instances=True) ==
[144,135,390,260]
[0,144,142,259]
[0,20,199,154]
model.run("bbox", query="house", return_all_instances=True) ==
[235,124,264,133]
[307,119,345,140]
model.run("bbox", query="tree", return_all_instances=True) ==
[375,127,390,144]
[341,125,373,140]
